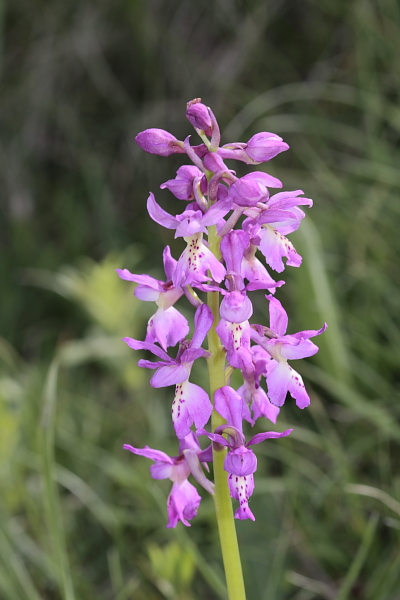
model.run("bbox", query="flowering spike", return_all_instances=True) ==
[123,97,326,559]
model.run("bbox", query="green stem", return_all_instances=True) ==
[206,225,247,600]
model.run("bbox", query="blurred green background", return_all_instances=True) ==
[1,0,400,598]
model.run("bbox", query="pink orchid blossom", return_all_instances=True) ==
[124,305,213,438]
[251,296,327,408]
[198,386,292,520]
[116,246,189,350]
[124,432,213,527]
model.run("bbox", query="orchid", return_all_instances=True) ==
[120,99,326,600]
[160,165,206,201]
[250,295,327,408]
[243,190,313,272]
[124,304,214,438]
[116,246,188,350]
[124,432,214,527]
[198,386,292,520]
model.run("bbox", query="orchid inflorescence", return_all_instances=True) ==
[119,99,327,527]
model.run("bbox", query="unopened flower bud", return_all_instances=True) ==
[246,132,289,162]
[186,99,212,133]
[135,128,184,156]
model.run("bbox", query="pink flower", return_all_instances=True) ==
[198,386,291,520]
[124,305,214,438]
[116,246,189,350]
[160,165,206,201]
[251,296,327,408]
[124,432,213,528]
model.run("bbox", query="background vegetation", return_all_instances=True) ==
[1,0,400,598]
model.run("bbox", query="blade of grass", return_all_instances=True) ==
[335,512,379,600]
[295,218,351,384]
[345,484,400,518]
[262,504,290,600]
[286,571,335,600]
[40,357,76,600]
[299,363,400,441]
[0,564,22,600]
[0,526,42,600]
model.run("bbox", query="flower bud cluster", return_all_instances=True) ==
[120,99,327,526]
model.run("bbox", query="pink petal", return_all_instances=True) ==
[123,337,170,361]
[180,347,210,364]
[166,481,201,528]
[150,462,174,479]
[200,195,232,225]
[266,295,288,336]
[162,246,178,281]
[214,386,245,432]
[173,235,225,287]
[280,338,319,360]
[250,385,280,424]
[175,210,208,238]
[246,132,289,162]
[220,230,249,274]
[123,444,173,464]
[150,363,190,388]
[116,269,161,288]
[287,367,310,408]
[291,323,328,341]
[225,447,257,476]
[266,361,290,407]
[247,429,292,446]
[196,428,230,447]
[183,449,215,495]
[147,192,178,229]
[172,381,213,439]
[257,209,298,224]
[201,245,226,283]
[146,307,189,350]
[267,206,306,236]
[242,255,282,293]
[137,359,167,370]
[259,227,302,273]
[157,287,185,310]
[191,304,213,348]
[228,474,255,521]
[216,319,253,371]
[268,190,312,209]
[243,171,282,189]
[220,292,253,323]
[267,361,310,408]
[134,286,161,302]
